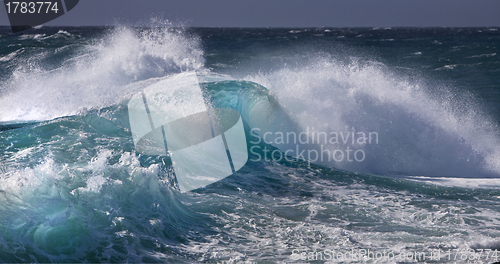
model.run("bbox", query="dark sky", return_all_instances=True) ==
[1,0,500,27]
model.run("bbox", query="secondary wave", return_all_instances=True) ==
[0,25,204,122]
[242,57,500,178]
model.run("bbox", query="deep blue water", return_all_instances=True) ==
[0,26,500,263]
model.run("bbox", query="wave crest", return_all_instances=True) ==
[0,25,204,122]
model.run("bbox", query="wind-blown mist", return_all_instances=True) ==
[245,58,500,177]
[0,26,204,121]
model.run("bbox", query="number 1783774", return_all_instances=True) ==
[5,2,59,14]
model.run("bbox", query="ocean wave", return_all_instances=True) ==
[242,57,500,177]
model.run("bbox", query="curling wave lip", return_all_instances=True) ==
[128,71,248,192]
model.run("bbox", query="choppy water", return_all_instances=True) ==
[0,25,500,263]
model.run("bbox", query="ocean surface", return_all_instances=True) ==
[0,25,500,263]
